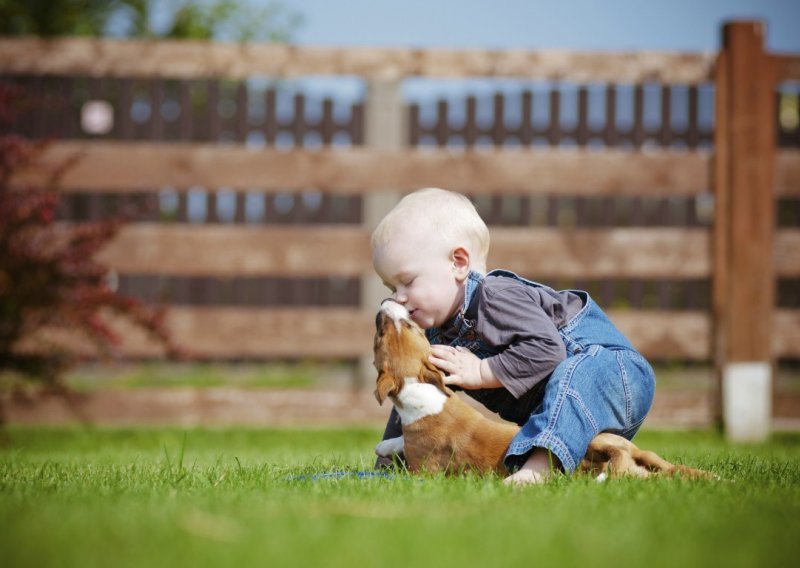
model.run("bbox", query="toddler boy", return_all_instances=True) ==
[371,188,655,485]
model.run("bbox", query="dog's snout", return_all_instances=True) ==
[380,299,410,324]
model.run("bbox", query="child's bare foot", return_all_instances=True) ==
[503,447,560,486]
[504,469,547,485]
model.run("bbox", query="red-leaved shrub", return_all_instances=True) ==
[0,84,175,396]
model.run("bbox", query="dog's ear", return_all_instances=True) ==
[419,360,450,396]
[374,371,400,405]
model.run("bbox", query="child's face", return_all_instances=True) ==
[373,226,467,330]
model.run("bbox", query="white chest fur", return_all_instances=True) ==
[394,378,448,425]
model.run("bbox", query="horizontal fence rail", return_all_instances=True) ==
[0,37,716,83]
[22,307,800,361]
[13,142,718,195]
[94,225,799,280]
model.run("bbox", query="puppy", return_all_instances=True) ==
[373,299,712,479]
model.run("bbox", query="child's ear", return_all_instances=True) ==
[451,246,470,280]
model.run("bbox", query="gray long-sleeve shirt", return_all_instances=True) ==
[477,274,584,398]
[432,274,584,424]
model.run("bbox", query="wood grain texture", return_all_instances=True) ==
[96,225,714,279]
[14,141,713,196]
[22,306,800,360]
[0,37,715,83]
[715,22,777,362]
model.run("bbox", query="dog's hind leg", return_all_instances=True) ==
[631,449,678,474]
[633,449,714,479]
[606,447,652,478]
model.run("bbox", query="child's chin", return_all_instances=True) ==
[410,312,428,328]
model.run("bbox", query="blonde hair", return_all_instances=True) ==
[370,188,490,273]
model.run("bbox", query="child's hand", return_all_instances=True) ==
[429,345,502,390]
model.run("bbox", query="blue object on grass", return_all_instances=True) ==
[286,470,402,481]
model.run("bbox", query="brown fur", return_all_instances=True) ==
[401,396,519,474]
[374,302,713,479]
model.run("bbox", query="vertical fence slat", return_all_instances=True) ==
[576,87,589,146]
[659,86,673,146]
[547,88,561,146]
[350,102,364,145]
[687,86,700,148]
[520,91,534,145]
[632,85,645,147]
[465,96,478,146]
[264,89,277,144]
[491,93,505,146]
[435,99,448,146]
[603,85,617,146]
[321,98,334,145]
[292,93,306,146]
[149,79,164,140]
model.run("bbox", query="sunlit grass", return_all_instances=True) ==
[3,361,797,395]
[59,361,352,390]
[1,427,798,568]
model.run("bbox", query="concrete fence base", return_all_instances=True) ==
[723,362,772,442]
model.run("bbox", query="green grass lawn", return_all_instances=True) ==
[1,427,798,568]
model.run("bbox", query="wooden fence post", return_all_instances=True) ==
[357,79,407,388]
[713,21,777,441]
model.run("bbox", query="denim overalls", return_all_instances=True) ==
[427,270,656,473]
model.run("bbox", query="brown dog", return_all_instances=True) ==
[373,299,712,480]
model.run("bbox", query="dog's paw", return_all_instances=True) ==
[375,436,404,457]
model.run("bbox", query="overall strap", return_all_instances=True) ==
[426,271,483,345]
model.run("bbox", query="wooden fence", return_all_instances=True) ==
[1,24,799,391]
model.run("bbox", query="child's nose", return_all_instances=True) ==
[393,290,408,303]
